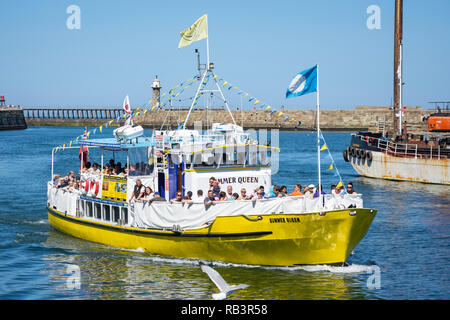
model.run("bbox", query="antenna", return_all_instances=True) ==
[195,49,206,80]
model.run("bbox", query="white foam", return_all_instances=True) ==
[125,254,377,274]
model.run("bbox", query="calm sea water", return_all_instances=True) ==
[0,126,448,300]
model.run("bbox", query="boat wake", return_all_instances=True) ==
[123,252,378,274]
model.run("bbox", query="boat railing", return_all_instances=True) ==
[352,133,446,160]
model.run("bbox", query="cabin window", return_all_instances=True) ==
[94,203,102,219]
[103,205,111,221]
[79,200,86,217]
[86,201,93,217]
[121,207,128,225]
[112,206,120,223]
[128,147,151,176]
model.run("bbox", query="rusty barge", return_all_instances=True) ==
[343,0,450,185]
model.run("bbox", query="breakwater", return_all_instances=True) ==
[24,106,430,132]
[0,106,27,130]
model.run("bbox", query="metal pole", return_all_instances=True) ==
[316,64,321,202]
[206,14,210,69]
[183,71,208,130]
[393,0,403,136]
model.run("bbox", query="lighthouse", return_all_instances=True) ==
[151,76,162,109]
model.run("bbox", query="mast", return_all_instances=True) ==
[182,16,236,130]
[393,0,403,136]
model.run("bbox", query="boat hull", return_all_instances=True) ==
[47,206,377,266]
[350,150,449,184]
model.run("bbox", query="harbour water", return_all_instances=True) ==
[0,126,448,300]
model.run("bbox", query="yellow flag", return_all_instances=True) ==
[265,106,271,111]
[178,14,208,48]
[143,109,148,115]
[277,112,283,117]
[336,180,343,188]
[320,144,327,151]
[254,100,260,105]
[328,163,333,170]
[99,126,103,133]
[69,140,72,147]
[222,81,228,87]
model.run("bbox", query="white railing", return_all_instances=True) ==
[352,134,445,160]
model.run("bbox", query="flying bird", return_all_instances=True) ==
[199,261,249,300]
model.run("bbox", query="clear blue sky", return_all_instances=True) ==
[1,0,449,110]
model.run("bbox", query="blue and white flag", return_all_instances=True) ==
[286,65,317,98]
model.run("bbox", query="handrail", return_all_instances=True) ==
[352,133,446,159]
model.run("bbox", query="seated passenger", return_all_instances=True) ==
[204,190,217,207]
[252,189,265,202]
[239,188,249,200]
[259,186,266,198]
[208,177,216,191]
[212,180,221,197]
[330,184,337,195]
[129,179,145,202]
[231,193,239,200]
[53,174,61,186]
[313,185,326,198]
[218,191,227,201]
[346,182,357,195]
[304,185,314,199]
[195,190,204,202]
[129,164,137,176]
[143,187,154,201]
[290,184,304,196]
[147,192,166,203]
[182,191,193,204]
[226,186,233,199]
[280,186,288,197]
[171,192,183,203]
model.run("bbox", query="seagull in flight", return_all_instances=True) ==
[199,261,250,300]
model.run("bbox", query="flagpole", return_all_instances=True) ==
[316,64,322,203]
[206,14,210,69]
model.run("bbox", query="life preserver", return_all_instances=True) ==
[343,149,349,162]
[84,179,90,191]
[93,181,99,195]
[360,149,367,159]
[366,151,373,161]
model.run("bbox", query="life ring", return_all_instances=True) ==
[343,149,349,162]
[93,181,99,195]
[84,179,90,192]
[360,149,367,159]
[366,151,373,161]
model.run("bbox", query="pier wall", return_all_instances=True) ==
[24,106,429,132]
[0,107,27,130]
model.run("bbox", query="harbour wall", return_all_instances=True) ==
[0,107,27,130]
[24,106,430,132]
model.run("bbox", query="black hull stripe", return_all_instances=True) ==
[47,207,272,238]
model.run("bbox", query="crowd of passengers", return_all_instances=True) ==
[129,176,358,205]
[52,159,144,192]
[53,160,358,201]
